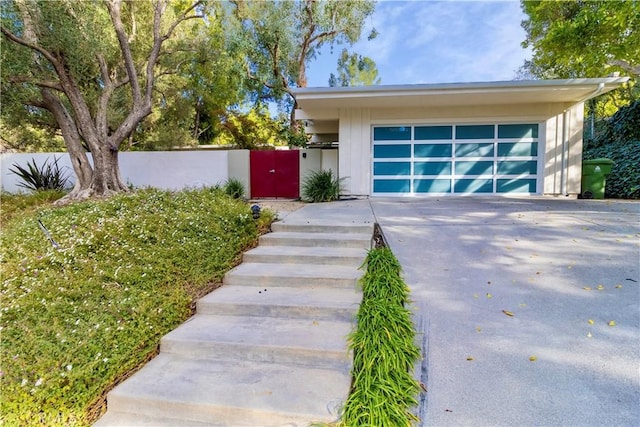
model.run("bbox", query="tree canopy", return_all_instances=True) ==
[329,48,380,87]
[227,0,376,121]
[520,0,639,105]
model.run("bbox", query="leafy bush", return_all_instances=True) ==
[223,178,245,199]
[584,100,640,199]
[301,169,343,203]
[338,247,421,426]
[9,156,70,191]
[0,188,271,425]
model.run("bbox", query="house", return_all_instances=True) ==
[293,77,629,197]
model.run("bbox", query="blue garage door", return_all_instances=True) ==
[372,124,539,195]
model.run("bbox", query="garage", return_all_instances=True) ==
[372,123,539,195]
[292,78,628,198]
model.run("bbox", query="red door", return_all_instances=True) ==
[250,150,300,198]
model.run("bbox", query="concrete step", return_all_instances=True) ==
[271,222,373,234]
[260,231,371,249]
[160,314,353,369]
[94,412,218,427]
[197,285,361,322]
[95,354,348,427]
[243,245,367,266]
[223,262,362,289]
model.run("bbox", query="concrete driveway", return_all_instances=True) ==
[370,197,639,427]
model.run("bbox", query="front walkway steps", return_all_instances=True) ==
[94,220,372,427]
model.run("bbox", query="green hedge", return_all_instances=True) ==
[584,100,640,199]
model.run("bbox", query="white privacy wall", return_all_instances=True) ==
[1,151,243,193]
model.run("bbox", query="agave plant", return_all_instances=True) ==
[9,156,70,192]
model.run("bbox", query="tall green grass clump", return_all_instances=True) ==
[223,178,246,199]
[301,169,342,203]
[339,247,421,426]
[0,188,269,426]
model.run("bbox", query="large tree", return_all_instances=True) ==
[329,48,380,87]
[1,0,203,200]
[520,0,639,101]
[227,0,376,125]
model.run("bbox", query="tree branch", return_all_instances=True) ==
[0,27,62,71]
[106,0,142,106]
[608,59,640,75]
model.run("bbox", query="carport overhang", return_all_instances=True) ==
[293,77,629,138]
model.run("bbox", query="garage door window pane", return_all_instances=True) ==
[415,179,451,193]
[455,161,494,175]
[456,125,494,139]
[415,126,452,140]
[374,162,411,176]
[374,144,411,158]
[497,142,538,157]
[414,161,451,175]
[414,144,452,157]
[497,161,537,175]
[374,126,411,140]
[498,124,538,139]
[455,179,493,193]
[456,143,494,157]
[374,179,411,193]
[497,179,536,193]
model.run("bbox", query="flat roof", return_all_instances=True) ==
[293,77,629,111]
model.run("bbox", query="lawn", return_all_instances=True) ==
[0,188,273,426]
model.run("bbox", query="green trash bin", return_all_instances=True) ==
[581,158,614,199]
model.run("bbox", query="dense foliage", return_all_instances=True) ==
[584,100,640,199]
[0,188,273,425]
[339,247,421,426]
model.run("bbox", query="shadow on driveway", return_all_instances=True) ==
[370,197,639,427]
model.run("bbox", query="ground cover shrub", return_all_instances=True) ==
[301,169,343,203]
[338,247,421,426]
[9,156,70,192]
[0,188,272,426]
[584,100,640,199]
[0,190,67,224]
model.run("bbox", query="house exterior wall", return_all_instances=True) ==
[335,102,585,196]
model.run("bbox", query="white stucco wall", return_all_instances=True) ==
[1,151,243,193]
[299,149,322,190]
[321,149,338,176]
[334,102,585,197]
[227,150,251,196]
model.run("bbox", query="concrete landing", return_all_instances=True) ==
[95,200,375,427]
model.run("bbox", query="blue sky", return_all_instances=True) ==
[305,0,532,87]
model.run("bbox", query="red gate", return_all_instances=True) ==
[250,150,299,198]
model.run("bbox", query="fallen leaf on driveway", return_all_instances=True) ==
[486,293,493,299]
[476,326,482,332]
[502,310,514,317]
[587,332,593,338]
[466,356,474,361]
[608,320,616,326]
[582,286,592,290]
[597,284,605,290]
[588,319,594,325]
[615,284,623,289]
[529,356,537,362]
